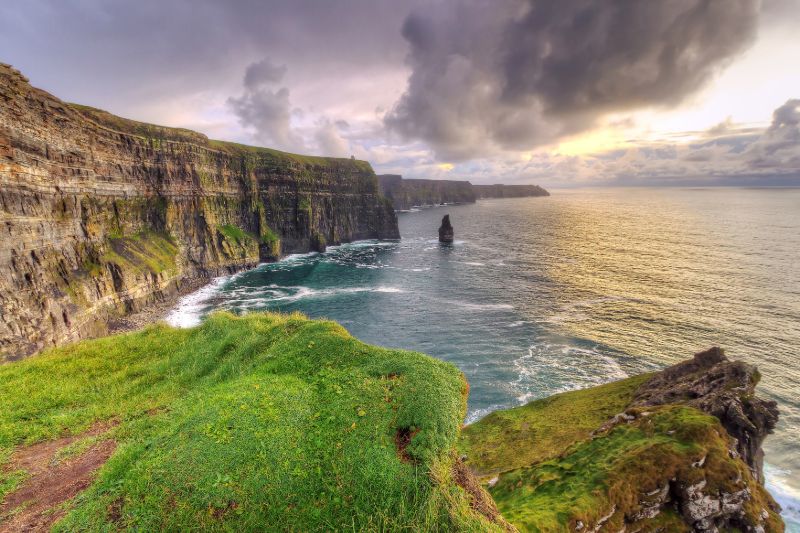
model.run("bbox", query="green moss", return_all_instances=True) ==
[459,374,652,477]
[487,406,739,531]
[0,313,498,531]
[102,230,178,275]
[216,224,254,247]
[209,139,373,172]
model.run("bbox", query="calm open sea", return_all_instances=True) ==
[168,188,800,528]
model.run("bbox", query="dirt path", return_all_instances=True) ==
[0,422,117,532]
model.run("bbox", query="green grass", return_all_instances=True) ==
[487,405,767,532]
[102,230,178,275]
[459,374,651,477]
[216,224,255,247]
[209,139,372,172]
[0,312,499,531]
[460,376,783,532]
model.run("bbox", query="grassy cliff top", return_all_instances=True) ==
[68,104,373,172]
[0,312,498,531]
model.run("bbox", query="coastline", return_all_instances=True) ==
[106,276,214,334]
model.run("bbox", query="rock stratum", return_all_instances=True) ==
[0,64,398,360]
[376,174,549,211]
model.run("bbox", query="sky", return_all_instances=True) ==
[1,0,798,187]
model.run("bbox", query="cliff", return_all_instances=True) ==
[376,174,476,210]
[376,174,549,210]
[459,348,784,532]
[0,312,508,531]
[472,184,550,199]
[0,63,398,360]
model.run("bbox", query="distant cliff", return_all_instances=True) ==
[473,184,549,199]
[376,174,476,210]
[0,63,398,360]
[377,174,548,210]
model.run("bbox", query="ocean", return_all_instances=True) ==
[167,187,800,529]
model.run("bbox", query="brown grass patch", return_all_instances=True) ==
[0,421,117,532]
[452,457,517,531]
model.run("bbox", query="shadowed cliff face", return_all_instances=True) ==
[376,175,549,211]
[376,174,476,210]
[0,63,398,360]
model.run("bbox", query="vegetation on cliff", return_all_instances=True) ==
[0,313,502,531]
[459,354,784,532]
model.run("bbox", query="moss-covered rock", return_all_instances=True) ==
[459,351,784,532]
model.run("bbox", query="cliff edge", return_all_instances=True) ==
[459,348,784,532]
[0,63,399,360]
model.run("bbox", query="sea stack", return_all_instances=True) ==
[439,214,454,243]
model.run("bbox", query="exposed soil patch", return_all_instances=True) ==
[0,421,118,532]
[452,457,516,532]
[394,427,419,463]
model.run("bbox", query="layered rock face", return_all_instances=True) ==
[0,63,398,360]
[376,174,476,210]
[472,184,549,199]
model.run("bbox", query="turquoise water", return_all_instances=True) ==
[168,188,800,528]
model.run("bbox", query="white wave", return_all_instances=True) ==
[266,285,406,303]
[464,404,507,425]
[442,300,514,311]
[765,464,800,529]
[508,321,528,327]
[508,343,629,407]
[165,277,229,328]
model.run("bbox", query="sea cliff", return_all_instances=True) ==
[473,184,550,199]
[376,174,548,211]
[0,64,398,360]
[376,174,476,210]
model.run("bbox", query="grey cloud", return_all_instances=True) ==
[745,99,800,168]
[228,61,304,151]
[243,59,287,90]
[314,120,350,157]
[386,0,761,160]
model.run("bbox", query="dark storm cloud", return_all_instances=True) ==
[386,0,762,160]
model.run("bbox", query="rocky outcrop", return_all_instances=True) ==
[0,63,398,360]
[459,348,784,532]
[633,347,779,484]
[472,184,550,199]
[438,215,454,243]
[376,175,549,211]
[376,174,476,210]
